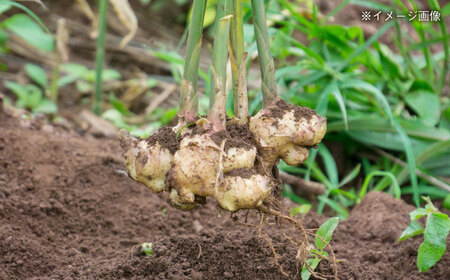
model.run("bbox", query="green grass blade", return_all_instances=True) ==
[93,0,108,115]
[359,170,400,201]
[410,19,435,85]
[395,141,450,186]
[331,189,356,200]
[393,21,424,80]
[327,117,450,141]
[401,185,449,199]
[278,0,312,29]
[304,83,333,181]
[278,161,307,175]
[277,31,324,64]
[336,21,394,72]
[340,79,419,206]
[331,84,348,130]
[405,34,450,52]
[323,0,350,23]
[318,196,349,219]
[317,144,338,186]
[338,164,361,188]
[349,0,393,12]
[311,163,333,190]
[427,0,449,95]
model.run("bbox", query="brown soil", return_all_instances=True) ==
[224,168,255,179]
[267,98,316,121]
[210,121,256,151]
[1,111,449,280]
[146,126,181,154]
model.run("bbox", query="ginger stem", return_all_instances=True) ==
[208,0,232,131]
[178,0,207,123]
[230,0,249,124]
[251,0,279,106]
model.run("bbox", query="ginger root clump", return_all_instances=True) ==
[119,102,326,212]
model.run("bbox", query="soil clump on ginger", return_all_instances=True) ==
[210,121,257,151]
[146,126,181,154]
[224,167,255,179]
[267,98,316,121]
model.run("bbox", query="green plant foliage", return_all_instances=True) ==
[0,28,8,53]
[444,194,450,210]
[405,90,441,126]
[358,171,401,201]
[0,0,50,33]
[61,63,120,82]
[59,63,122,93]
[302,217,339,280]
[176,122,196,139]
[109,93,131,116]
[0,2,11,14]
[289,204,311,217]
[399,197,450,272]
[102,107,161,138]
[2,13,54,51]
[140,242,154,256]
[398,221,424,240]
[315,217,339,250]
[151,107,178,125]
[4,81,57,114]
[25,63,48,88]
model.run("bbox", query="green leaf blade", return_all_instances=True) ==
[417,213,450,271]
[315,217,340,250]
[405,91,440,126]
[4,81,27,100]
[409,208,428,221]
[25,63,48,88]
[33,99,57,114]
[3,14,54,51]
[301,257,320,280]
[338,164,361,188]
[417,241,446,272]
[398,221,424,241]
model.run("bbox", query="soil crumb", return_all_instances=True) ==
[267,98,316,121]
[0,112,448,280]
[210,121,256,151]
[146,126,180,154]
[225,168,255,179]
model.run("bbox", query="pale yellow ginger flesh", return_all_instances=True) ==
[119,102,326,212]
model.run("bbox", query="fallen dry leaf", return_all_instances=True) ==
[109,0,138,49]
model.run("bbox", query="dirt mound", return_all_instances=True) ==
[0,111,448,279]
[321,192,449,279]
[343,191,414,242]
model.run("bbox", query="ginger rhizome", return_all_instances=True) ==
[119,0,326,212]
